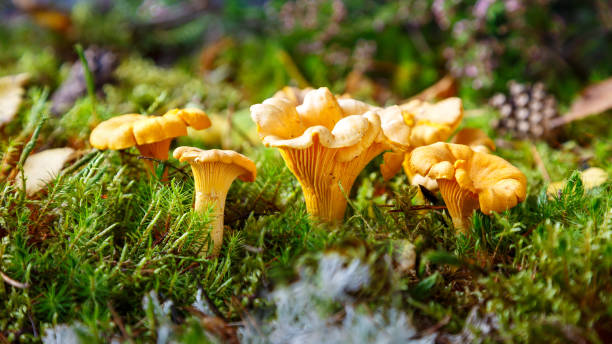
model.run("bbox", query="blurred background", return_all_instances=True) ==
[2,0,611,112]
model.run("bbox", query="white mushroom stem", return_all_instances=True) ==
[189,162,246,256]
[437,179,480,232]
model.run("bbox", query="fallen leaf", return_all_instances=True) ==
[16,148,77,196]
[0,73,29,126]
[547,167,608,198]
[199,37,234,74]
[407,75,457,102]
[450,128,495,153]
[552,77,612,127]
[12,0,72,33]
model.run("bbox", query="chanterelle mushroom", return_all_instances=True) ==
[173,147,256,256]
[409,142,526,231]
[413,128,496,191]
[250,87,384,222]
[90,108,211,174]
[378,98,464,181]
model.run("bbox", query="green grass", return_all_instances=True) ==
[2,87,611,343]
[1,53,612,343]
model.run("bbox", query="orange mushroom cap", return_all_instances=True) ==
[410,142,526,215]
[90,108,211,150]
[379,98,464,180]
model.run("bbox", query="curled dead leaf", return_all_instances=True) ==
[407,75,457,102]
[552,77,612,128]
[0,73,29,126]
[16,148,78,196]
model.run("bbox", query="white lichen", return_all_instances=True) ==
[239,253,436,344]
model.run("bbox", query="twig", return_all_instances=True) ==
[0,270,28,289]
[418,314,450,337]
[135,156,190,178]
[59,149,99,177]
[387,205,447,213]
[529,143,551,183]
[243,245,263,253]
[108,301,131,342]
[204,289,229,322]
[28,311,38,338]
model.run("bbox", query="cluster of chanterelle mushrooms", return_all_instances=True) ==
[251,86,526,230]
[90,108,256,256]
[88,87,527,256]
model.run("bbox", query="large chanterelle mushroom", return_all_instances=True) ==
[250,87,384,222]
[409,142,527,231]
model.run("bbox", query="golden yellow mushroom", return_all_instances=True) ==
[413,128,496,191]
[378,98,464,181]
[89,108,211,174]
[273,86,312,105]
[409,142,526,232]
[250,87,384,222]
[173,147,256,256]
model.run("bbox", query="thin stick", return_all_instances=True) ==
[388,205,447,213]
[529,143,551,183]
[108,301,131,342]
[135,156,191,178]
[0,270,28,289]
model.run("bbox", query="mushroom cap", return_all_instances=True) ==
[382,97,463,149]
[409,142,526,214]
[90,114,146,150]
[250,87,382,160]
[173,147,257,182]
[273,86,312,106]
[90,109,211,150]
[450,128,495,153]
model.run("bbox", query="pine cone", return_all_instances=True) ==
[490,81,560,140]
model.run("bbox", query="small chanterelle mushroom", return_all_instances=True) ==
[89,108,211,173]
[173,147,256,256]
[250,87,384,222]
[412,128,496,192]
[410,142,527,232]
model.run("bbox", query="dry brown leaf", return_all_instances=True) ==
[0,73,29,126]
[408,75,457,102]
[199,37,234,74]
[15,147,77,196]
[552,77,612,127]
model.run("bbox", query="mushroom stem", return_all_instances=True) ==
[437,179,479,232]
[279,139,385,222]
[137,139,171,177]
[190,162,245,256]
